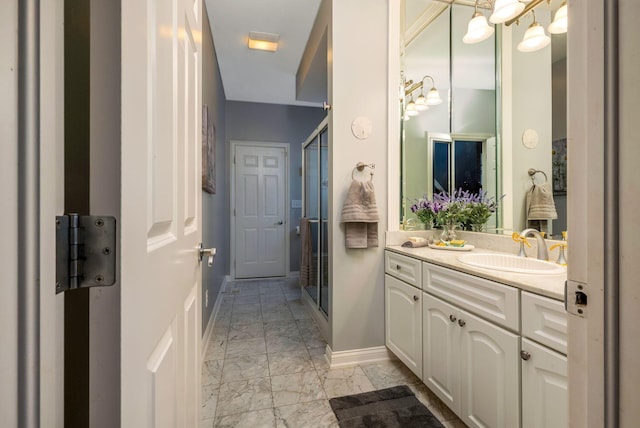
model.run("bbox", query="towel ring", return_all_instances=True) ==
[528,168,548,183]
[352,162,375,181]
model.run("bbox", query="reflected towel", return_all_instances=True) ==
[526,182,558,220]
[299,218,312,287]
[341,179,379,248]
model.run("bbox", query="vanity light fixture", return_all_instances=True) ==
[463,0,495,44]
[489,0,525,24]
[548,1,568,34]
[248,31,280,52]
[422,75,443,106]
[517,10,551,52]
[406,94,419,117]
[415,89,430,111]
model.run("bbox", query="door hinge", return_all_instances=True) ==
[565,280,588,318]
[56,214,117,294]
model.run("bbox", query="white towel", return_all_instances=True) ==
[526,182,558,220]
[341,179,379,248]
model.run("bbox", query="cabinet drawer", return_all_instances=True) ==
[521,291,568,354]
[423,263,519,331]
[385,251,422,288]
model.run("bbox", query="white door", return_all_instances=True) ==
[521,338,568,428]
[1,0,65,426]
[384,276,423,378]
[234,143,287,279]
[121,0,202,425]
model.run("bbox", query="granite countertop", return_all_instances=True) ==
[386,244,566,301]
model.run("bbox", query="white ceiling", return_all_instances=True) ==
[205,0,323,107]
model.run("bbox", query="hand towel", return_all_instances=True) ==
[341,179,379,249]
[299,218,312,287]
[526,182,558,220]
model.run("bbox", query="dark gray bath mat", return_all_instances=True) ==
[329,385,445,428]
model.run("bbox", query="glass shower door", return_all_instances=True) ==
[302,122,329,317]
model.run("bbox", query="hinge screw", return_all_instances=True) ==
[95,275,104,283]
[103,247,111,255]
[95,218,104,227]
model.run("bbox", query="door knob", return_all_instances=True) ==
[276,220,284,225]
[198,244,216,267]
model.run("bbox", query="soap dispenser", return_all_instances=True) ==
[550,231,568,266]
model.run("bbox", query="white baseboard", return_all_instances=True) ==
[201,275,230,359]
[325,345,395,368]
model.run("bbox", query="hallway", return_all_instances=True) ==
[201,278,467,427]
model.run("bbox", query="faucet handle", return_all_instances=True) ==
[512,233,531,247]
[549,243,568,266]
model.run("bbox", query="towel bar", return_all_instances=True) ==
[528,168,548,183]
[352,162,375,180]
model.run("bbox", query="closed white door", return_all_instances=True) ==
[385,276,423,378]
[521,338,568,428]
[234,144,287,279]
[459,309,519,428]
[120,0,202,426]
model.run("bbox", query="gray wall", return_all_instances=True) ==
[225,101,326,273]
[202,5,229,333]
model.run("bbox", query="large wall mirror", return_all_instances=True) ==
[400,0,567,238]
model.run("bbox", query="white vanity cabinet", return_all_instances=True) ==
[384,249,568,428]
[422,275,520,428]
[384,252,423,378]
[520,292,568,428]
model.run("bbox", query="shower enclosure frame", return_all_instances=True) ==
[301,117,329,320]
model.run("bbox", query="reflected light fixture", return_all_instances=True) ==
[490,0,525,24]
[518,10,550,52]
[406,94,419,116]
[422,76,443,106]
[248,31,280,52]
[463,0,495,44]
[415,89,430,111]
[548,1,568,34]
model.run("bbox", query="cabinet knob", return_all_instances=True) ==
[458,319,466,327]
[449,314,457,323]
[413,295,419,302]
[396,264,401,270]
[520,350,531,361]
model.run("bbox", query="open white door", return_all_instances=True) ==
[121,0,202,425]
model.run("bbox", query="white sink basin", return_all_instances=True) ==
[457,253,566,275]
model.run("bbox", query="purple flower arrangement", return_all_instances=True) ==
[410,189,502,229]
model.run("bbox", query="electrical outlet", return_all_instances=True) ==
[205,289,209,308]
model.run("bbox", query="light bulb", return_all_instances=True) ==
[548,3,568,34]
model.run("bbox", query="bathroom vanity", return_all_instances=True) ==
[384,244,567,428]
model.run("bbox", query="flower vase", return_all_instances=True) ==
[471,223,486,232]
[440,223,458,244]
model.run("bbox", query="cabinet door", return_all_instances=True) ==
[521,338,568,428]
[459,310,520,428]
[385,275,422,378]
[422,293,460,413]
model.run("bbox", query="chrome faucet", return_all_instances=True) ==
[519,228,549,261]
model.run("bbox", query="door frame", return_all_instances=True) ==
[230,140,290,280]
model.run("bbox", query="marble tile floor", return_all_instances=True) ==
[201,278,467,428]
